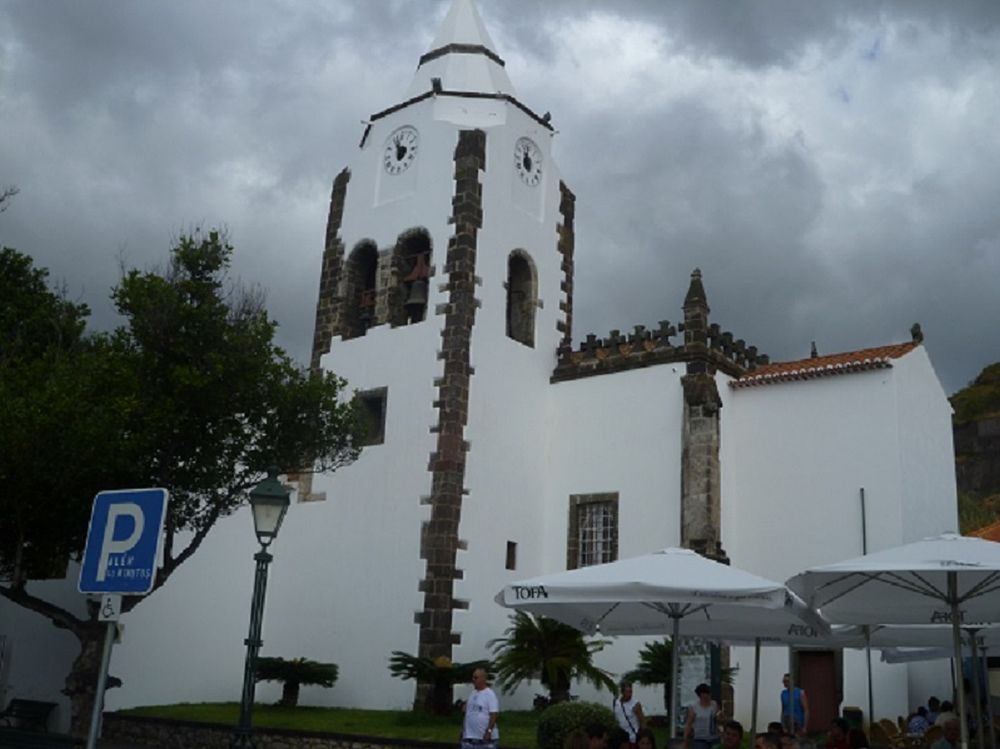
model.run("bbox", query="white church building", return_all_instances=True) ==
[2,0,958,734]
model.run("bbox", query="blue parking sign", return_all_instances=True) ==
[79,488,169,595]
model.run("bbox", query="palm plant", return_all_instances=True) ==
[255,657,338,707]
[626,639,739,714]
[488,611,615,704]
[388,651,490,714]
[625,638,674,712]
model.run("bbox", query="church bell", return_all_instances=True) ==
[404,278,429,319]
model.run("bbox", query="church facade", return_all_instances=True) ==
[4,0,958,732]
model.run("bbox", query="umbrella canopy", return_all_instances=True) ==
[497,548,798,735]
[787,533,1000,625]
[787,532,1000,749]
[498,547,787,634]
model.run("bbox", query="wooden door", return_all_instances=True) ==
[798,650,842,732]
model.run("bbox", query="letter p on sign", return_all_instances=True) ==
[79,488,169,595]
[96,504,144,582]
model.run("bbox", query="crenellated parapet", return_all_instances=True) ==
[551,314,769,383]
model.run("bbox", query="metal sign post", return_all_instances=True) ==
[79,488,168,749]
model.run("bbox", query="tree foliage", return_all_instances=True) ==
[951,363,1000,424]
[488,612,615,704]
[388,651,490,714]
[0,232,366,735]
[255,657,339,707]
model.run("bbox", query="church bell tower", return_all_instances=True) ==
[308,0,576,706]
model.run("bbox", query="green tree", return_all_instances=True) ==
[0,233,366,736]
[255,657,339,707]
[389,651,490,714]
[488,611,615,704]
[625,638,674,712]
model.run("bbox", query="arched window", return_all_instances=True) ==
[390,228,432,327]
[344,241,378,339]
[506,250,537,347]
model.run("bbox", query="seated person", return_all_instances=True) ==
[847,728,869,749]
[930,719,959,749]
[907,707,930,735]
[826,718,850,749]
[768,722,785,736]
[713,720,744,749]
[755,733,782,749]
[927,697,941,725]
[935,702,957,727]
[608,728,631,749]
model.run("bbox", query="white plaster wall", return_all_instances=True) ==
[893,348,959,541]
[0,570,88,732]
[450,107,567,701]
[721,351,958,727]
[722,367,907,724]
[542,364,686,710]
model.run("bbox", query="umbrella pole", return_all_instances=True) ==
[969,631,984,749]
[866,626,875,729]
[671,615,681,741]
[983,646,996,749]
[950,572,969,749]
[751,638,761,742]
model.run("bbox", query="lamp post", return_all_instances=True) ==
[231,467,290,749]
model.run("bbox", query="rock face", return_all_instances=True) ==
[951,363,1000,498]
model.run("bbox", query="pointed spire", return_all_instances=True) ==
[406,0,515,99]
[430,0,500,53]
[683,268,711,348]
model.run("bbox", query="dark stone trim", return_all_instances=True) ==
[311,168,351,371]
[557,182,576,348]
[415,129,486,696]
[371,90,554,131]
[419,43,506,68]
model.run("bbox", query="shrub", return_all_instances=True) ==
[255,657,338,707]
[537,701,616,749]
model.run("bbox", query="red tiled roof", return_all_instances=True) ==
[731,342,918,389]
[969,520,1000,542]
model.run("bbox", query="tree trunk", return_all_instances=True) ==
[279,679,300,707]
[550,679,572,704]
[63,621,115,738]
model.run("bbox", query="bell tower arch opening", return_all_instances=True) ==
[390,228,433,327]
[505,249,537,347]
[344,240,378,339]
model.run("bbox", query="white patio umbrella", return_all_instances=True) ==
[787,532,1000,749]
[496,547,794,736]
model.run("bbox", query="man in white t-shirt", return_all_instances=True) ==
[461,668,499,749]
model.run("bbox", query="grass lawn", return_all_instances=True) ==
[121,704,543,747]
[120,704,692,748]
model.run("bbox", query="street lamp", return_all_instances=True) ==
[231,467,290,749]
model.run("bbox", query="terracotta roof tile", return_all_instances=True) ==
[731,342,918,389]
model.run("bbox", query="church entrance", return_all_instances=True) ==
[798,650,842,732]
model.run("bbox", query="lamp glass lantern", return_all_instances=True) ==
[249,468,290,547]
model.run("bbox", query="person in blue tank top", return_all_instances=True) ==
[780,674,810,735]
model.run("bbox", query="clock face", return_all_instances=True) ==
[383,126,419,175]
[514,137,543,186]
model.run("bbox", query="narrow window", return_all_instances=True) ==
[505,541,517,571]
[357,388,388,446]
[506,251,536,347]
[566,493,619,569]
[345,241,379,339]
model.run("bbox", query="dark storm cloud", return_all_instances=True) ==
[1,0,998,394]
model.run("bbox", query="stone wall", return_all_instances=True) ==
[102,713,457,749]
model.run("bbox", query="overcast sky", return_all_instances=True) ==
[2,0,998,395]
